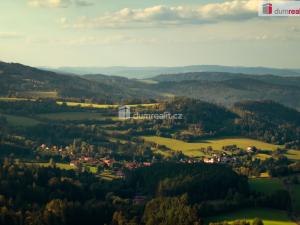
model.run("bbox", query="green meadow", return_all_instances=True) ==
[142,136,283,157]
[142,136,300,160]
[207,208,295,225]
[26,162,76,170]
[291,183,300,215]
[0,113,40,127]
[19,91,58,98]
[249,178,284,194]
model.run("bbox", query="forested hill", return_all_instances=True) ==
[0,61,139,102]
[1,61,300,110]
[233,100,300,125]
[232,100,300,148]
[151,72,300,87]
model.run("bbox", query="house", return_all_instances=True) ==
[246,146,257,153]
[102,159,115,167]
[203,157,216,164]
[70,160,79,167]
[143,162,152,167]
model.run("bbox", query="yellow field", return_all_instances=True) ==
[57,101,158,109]
[256,153,272,160]
[0,97,157,109]
[285,150,300,160]
[142,136,283,157]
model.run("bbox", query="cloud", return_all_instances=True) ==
[28,0,93,8]
[60,0,260,29]
[0,32,24,39]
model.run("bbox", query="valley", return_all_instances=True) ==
[0,62,300,225]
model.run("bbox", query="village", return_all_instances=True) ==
[35,141,261,180]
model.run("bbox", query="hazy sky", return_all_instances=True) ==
[0,0,299,68]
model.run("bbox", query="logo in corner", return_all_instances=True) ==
[263,2,273,14]
[118,105,131,119]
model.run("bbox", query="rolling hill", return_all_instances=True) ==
[46,65,300,78]
[1,61,300,110]
[0,61,150,102]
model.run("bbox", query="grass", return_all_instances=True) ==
[207,208,295,225]
[19,91,58,98]
[100,170,118,181]
[0,97,31,101]
[285,150,300,160]
[87,166,97,174]
[0,113,40,127]
[291,184,300,215]
[256,153,272,160]
[142,136,283,157]
[249,178,284,194]
[139,79,159,84]
[39,112,110,121]
[26,162,76,170]
[57,101,157,109]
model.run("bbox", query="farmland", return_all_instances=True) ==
[142,136,300,160]
[207,208,296,225]
[0,97,157,109]
[142,136,283,156]
[57,101,157,109]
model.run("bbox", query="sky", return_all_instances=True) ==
[0,0,299,68]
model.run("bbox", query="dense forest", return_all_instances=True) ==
[0,160,293,225]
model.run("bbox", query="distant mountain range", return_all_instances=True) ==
[1,61,300,110]
[45,65,300,78]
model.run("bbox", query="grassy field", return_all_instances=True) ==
[0,113,40,127]
[0,97,31,101]
[285,150,300,160]
[142,136,283,157]
[26,162,76,170]
[249,178,285,194]
[291,184,300,215]
[19,91,58,98]
[100,170,118,181]
[39,112,111,121]
[207,208,295,225]
[255,153,272,160]
[57,101,157,109]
